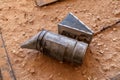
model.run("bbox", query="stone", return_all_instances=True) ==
[93,24,97,28]
[96,16,101,21]
[102,66,110,72]
[49,74,53,78]
[105,47,109,51]
[112,38,117,42]
[113,28,117,31]
[22,32,26,36]
[82,70,87,75]
[113,9,120,16]
[18,53,26,58]
[48,74,54,80]
[21,61,27,68]
[55,9,59,13]
[97,42,104,46]
[29,68,35,74]
[12,50,16,54]
[99,50,104,54]
[74,10,78,13]
[115,47,120,52]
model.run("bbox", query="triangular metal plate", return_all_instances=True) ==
[58,13,94,43]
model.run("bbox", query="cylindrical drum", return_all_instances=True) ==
[36,30,88,64]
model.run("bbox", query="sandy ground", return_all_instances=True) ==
[0,0,120,80]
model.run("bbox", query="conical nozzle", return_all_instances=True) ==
[21,30,48,50]
[21,32,41,50]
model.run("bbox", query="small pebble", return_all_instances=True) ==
[98,34,103,38]
[99,50,104,54]
[97,42,103,46]
[110,64,116,69]
[115,47,120,52]
[105,47,109,51]
[12,50,19,55]
[103,44,107,47]
[87,76,92,80]
[82,70,87,75]
[22,32,26,36]
[113,9,120,16]
[74,10,78,13]
[95,58,100,63]
[50,18,54,22]
[29,68,35,74]
[21,61,27,68]
[93,24,98,28]
[49,74,53,79]
[102,66,110,72]
[67,6,72,10]
[93,77,98,80]
[82,9,87,12]
[96,16,101,21]
[18,53,26,58]
[14,38,19,42]
[112,38,117,42]
[88,13,93,16]
[42,14,47,18]
[113,28,117,31]
[12,50,16,54]
[0,8,2,11]
[55,9,59,13]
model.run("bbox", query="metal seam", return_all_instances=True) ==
[38,30,48,52]
[71,41,77,64]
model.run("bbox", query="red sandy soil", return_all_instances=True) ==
[0,0,120,80]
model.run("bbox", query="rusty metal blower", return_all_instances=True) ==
[21,13,94,65]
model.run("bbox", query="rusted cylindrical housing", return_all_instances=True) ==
[37,30,88,64]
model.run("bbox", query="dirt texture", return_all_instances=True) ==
[0,0,120,80]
